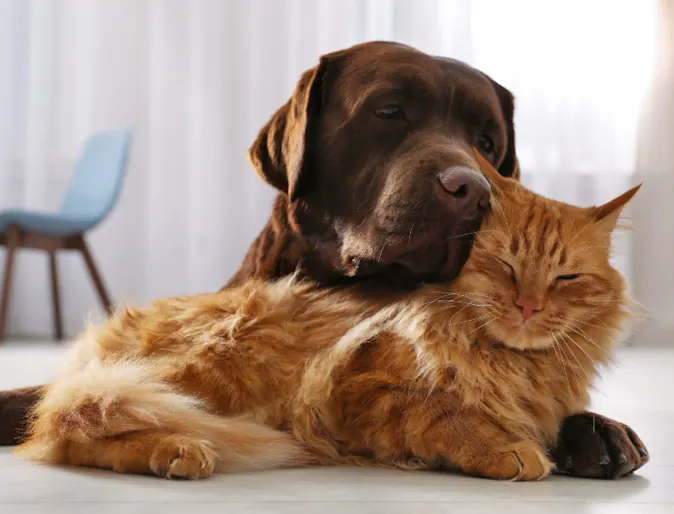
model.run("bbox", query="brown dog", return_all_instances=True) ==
[0,42,647,479]
[227,41,518,288]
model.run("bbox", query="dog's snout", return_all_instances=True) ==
[437,166,491,217]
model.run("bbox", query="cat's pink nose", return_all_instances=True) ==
[515,298,542,320]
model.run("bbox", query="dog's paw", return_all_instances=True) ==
[483,441,553,481]
[150,435,217,480]
[553,412,648,479]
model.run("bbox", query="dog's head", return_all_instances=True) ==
[250,41,519,284]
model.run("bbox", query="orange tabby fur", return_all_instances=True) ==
[16,151,639,481]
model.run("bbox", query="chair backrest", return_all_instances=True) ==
[59,130,132,227]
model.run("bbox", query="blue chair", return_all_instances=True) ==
[0,130,132,340]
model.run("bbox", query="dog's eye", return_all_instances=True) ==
[556,274,580,281]
[477,134,496,157]
[375,104,405,121]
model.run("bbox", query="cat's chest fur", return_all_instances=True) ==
[292,303,593,459]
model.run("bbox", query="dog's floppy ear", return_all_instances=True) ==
[488,78,520,181]
[248,57,332,202]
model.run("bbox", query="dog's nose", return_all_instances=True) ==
[437,166,491,218]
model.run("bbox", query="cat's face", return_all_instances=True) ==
[453,151,639,351]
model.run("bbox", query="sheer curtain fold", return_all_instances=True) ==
[632,0,674,346]
[0,0,662,338]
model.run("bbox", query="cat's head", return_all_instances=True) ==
[452,149,640,351]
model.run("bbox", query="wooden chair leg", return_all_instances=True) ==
[48,251,64,340]
[0,226,21,342]
[78,237,114,315]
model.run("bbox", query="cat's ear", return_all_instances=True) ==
[472,147,517,192]
[590,184,642,231]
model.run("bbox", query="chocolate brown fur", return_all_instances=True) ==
[0,386,43,444]
[228,41,520,287]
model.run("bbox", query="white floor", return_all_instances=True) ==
[0,341,672,514]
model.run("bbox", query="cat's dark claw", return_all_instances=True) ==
[552,412,649,479]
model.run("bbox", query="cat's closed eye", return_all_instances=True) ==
[497,259,516,283]
[556,274,580,281]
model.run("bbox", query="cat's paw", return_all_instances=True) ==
[149,435,217,480]
[484,441,554,481]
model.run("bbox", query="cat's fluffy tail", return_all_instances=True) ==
[16,360,309,472]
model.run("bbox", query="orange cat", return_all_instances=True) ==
[16,151,641,481]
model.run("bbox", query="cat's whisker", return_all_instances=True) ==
[418,294,459,308]
[562,343,589,384]
[566,319,611,333]
[446,230,479,241]
[444,292,499,306]
[424,298,493,309]
[491,199,513,239]
[552,333,572,375]
[420,292,497,309]
[435,298,493,306]
[571,243,611,256]
[445,229,508,241]
[551,333,580,400]
[447,312,497,329]
[563,323,612,356]
[448,301,479,326]
[440,313,494,328]
[470,316,500,335]
[554,332,584,390]
[436,291,497,300]
[549,335,571,393]
[564,319,605,343]
[567,207,603,246]
[558,331,592,381]
[565,315,613,332]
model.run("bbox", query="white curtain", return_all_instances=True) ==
[632,0,674,346]
[0,0,660,338]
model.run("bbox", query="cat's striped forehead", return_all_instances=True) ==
[485,188,590,263]
[509,201,569,264]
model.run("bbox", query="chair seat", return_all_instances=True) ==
[0,209,94,237]
[0,129,130,341]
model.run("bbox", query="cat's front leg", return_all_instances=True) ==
[64,430,217,479]
[466,440,554,481]
[405,408,554,481]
